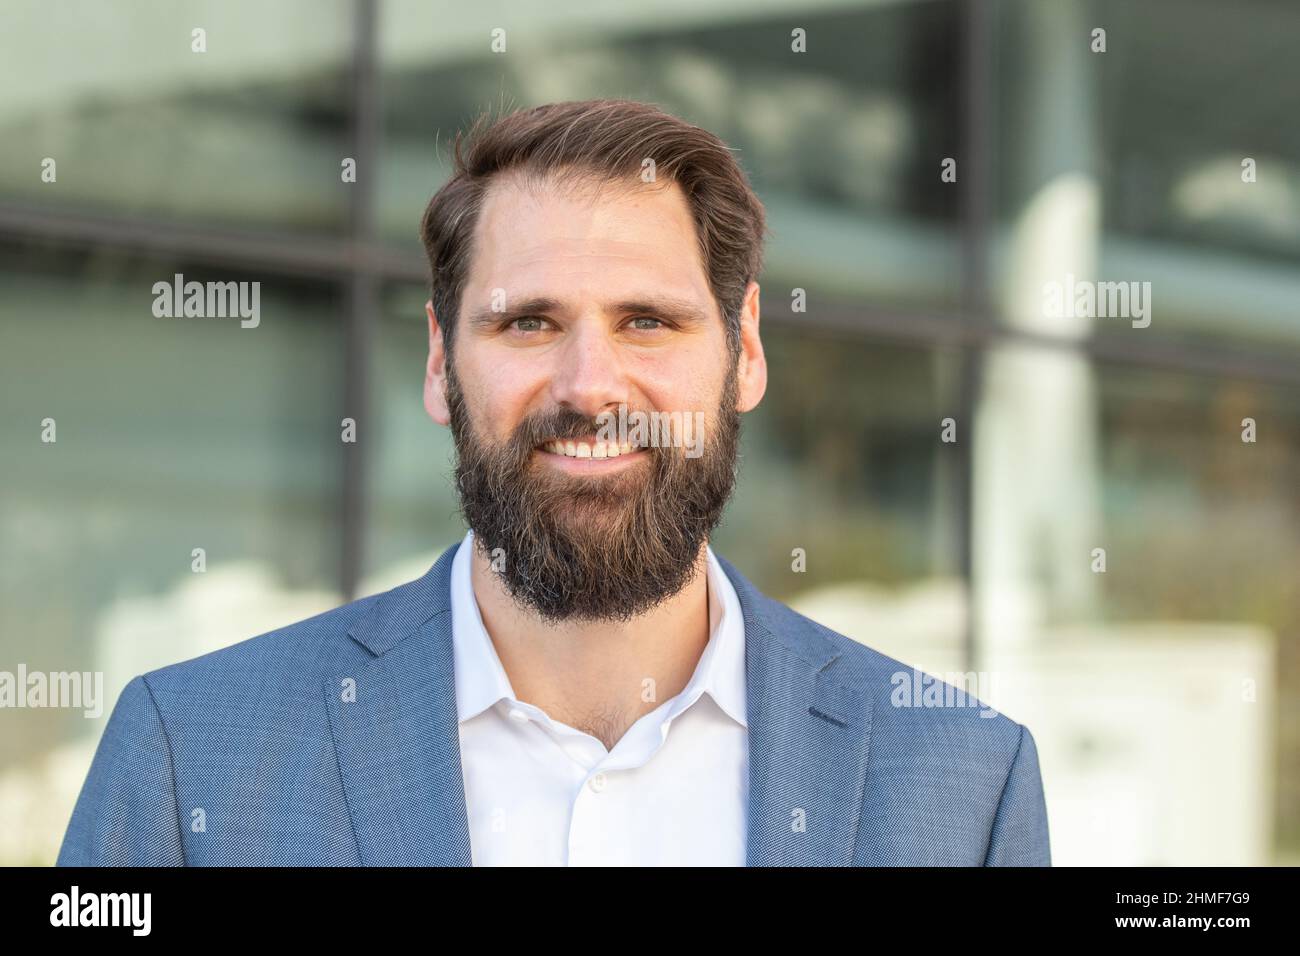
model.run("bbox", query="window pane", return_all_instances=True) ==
[380,0,964,311]
[993,0,1300,352]
[361,284,464,591]
[0,0,354,231]
[974,344,1300,864]
[0,245,346,862]
[716,324,968,670]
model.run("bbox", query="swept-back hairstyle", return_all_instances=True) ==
[419,99,768,360]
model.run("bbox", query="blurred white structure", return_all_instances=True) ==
[791,582,1276,865]
[0,562,339,866]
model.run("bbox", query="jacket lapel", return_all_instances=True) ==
[327,542,874,867]
[717,556,875,866]
[326,543,472,865]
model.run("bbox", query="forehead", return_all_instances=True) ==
[464,171,713,308]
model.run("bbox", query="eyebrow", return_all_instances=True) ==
[465,294,711,330]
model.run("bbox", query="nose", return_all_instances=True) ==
[547,320,630,421]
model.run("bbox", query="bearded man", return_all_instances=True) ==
[59,99,1050,867]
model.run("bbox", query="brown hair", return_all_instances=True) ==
[419,99,768,360]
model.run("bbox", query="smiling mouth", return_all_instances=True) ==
[536,437,645,460]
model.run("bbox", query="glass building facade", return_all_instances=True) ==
[2,0,1298,865]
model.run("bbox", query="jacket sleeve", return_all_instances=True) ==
[56,675,186,866]
[983,722,1051,866]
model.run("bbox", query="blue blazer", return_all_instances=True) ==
[58,541,1050,866]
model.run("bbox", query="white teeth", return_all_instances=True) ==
[543,439,638,458]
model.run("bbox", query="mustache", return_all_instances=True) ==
[519,408,607,443]
[506,406,659,454]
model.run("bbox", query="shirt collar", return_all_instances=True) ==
[449,530,747,729]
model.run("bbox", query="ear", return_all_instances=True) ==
[424,300,451,426]
[734,281,766,413]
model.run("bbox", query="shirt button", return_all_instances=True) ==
[588,772,608,793]
[508,707,529,722]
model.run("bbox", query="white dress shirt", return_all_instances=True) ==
[449,530,749,865]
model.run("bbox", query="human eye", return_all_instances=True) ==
[625,315,667,332]
[510,315,552,333]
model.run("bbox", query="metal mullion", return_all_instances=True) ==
[0,202,427,283]
[339,0,380,600]
[958,0,995,673]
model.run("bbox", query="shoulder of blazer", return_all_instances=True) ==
[714,551,1027,752]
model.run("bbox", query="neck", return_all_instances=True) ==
[469,539,712,751]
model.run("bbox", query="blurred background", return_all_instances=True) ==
[2,0,1298,866]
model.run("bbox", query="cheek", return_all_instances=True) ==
[463,350,548,439]
[635,352,724,414]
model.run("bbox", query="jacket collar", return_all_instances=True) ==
[328,540,873,866]
[448,530,749,730]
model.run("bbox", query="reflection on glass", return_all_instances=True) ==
[0,0,353,230]
[0,247,347,863]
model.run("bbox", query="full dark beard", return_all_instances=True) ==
[446,361,741,623]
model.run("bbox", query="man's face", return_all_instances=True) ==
[425,172,765,622]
